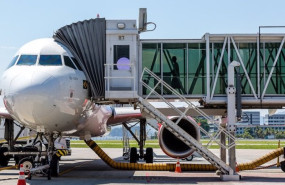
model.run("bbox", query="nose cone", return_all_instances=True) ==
[4,70,60,126]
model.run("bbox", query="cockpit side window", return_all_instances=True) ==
[6,55,19,69]
[64,56,76,69]
[71,57,83,71]
[39,55,62,66]
[17,55,37,66]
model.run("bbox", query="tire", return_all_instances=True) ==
[185,155,193,161]
[50,155,60,177]
[145,148,153,163]
[130,147,138,163]
[281,161,285,172]
[18,157,34,174]
[123,152,130,160]
[0,147,9,167]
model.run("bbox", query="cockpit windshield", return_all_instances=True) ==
[6,55,19,69]
[39,55,62,66]
[17,55,37,66]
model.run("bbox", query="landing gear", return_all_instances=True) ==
[50,155,60,177]
[130,147,138,163]
[145,147,153,163]
[123,119,154,164]
[47,134,60,178]
[18,157,34,174]
[1,118,61,179]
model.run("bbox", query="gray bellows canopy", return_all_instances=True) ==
[53,18,106,99]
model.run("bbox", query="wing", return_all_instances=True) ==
[106,107,142,125]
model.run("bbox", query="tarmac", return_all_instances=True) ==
[0,148,284,185]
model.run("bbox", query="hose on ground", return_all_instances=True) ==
[85,140,216,171]
[85,139,284,172]
[236,147,283,171]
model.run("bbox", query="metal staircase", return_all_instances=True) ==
[137,67,237,175]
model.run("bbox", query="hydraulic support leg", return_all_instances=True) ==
[139,119,146,159]
[223,61,240,180]
[220,118,226,163]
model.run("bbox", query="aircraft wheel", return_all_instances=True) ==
[50,155,60,177]
[18,157,34,174]
[281,161,285,172]
[130,147,138,163]
[145,147,153,163]
[185,155,193,161]
[0,147,10,167]
[123,152,130,160]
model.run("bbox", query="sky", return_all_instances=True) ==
[1,0,285,117]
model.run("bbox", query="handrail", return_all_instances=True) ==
[104,62,136,92]
[141,67,236,149]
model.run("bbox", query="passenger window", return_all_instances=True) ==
[64,56,76,69]
[6,55,19,69]
[17,55,37,66]
[71,57,83,71]
[39,55,62,66]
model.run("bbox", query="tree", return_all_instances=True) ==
[195,117,210,132]
[242,130,254,139]
[275,131,285,139]
[264,128,273,137]
[255,126,264,139]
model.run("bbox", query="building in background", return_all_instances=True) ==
[240,111,260,125]
[264,114,285,125]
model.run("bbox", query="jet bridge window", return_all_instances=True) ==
[113,45,130,70]
[39,55,62,66]
[6,55,19,69]
[17,55,37,66]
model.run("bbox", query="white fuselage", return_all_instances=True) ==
[1,38,89,133]
[2,65,88,133]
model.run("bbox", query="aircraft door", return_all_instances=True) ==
[109,43,134,91]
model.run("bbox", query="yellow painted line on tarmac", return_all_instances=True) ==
[0,165,16,171]
[59,161,91,176]
[0,136,34,143]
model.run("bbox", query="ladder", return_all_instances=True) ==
[141,67,236,149]
[138,67,236,175]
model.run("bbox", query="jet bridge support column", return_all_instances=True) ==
[226,61,240,175]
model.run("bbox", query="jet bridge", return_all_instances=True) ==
[53,14,285,180]
[54,18,285,108]
[140,34,285,109]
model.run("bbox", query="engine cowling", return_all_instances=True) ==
[158,117,200,159]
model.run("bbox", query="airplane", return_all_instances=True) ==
[0,38,199,177]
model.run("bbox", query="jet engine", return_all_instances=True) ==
[158,117,200,159]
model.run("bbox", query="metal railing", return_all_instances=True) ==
[141,67,236,149]
[104,63,136,92]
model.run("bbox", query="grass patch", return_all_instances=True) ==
[71,139,284,149]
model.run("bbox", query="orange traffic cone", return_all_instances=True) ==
[175,158,182,173]
[235,162,239,172]
[17,164,26,185]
